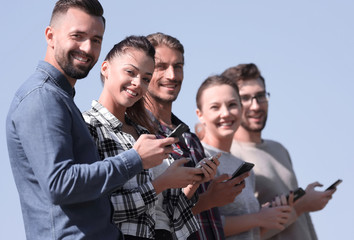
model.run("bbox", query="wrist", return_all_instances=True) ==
[293,202,306,216]
[151,175,168,195]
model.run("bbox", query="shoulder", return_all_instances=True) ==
[263,139,289,152]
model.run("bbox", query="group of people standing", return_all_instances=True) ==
[6,0,336,240]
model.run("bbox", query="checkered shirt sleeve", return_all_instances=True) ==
[83,102,158,238]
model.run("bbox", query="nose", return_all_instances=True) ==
[220,105,231,117]
[79,39,92,54]
[131,76,142,87]
[164,65,176,80]
[249,97,261,110]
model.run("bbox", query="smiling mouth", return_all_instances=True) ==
[71,51,91,64]
[218,121,234,127]
[162,84,177,90]
[125,88,138,97]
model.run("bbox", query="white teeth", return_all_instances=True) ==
[220,122,232,126]
[73,55,88,62]
[126,89,137,96]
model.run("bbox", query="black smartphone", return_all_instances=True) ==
[166,123,189,138]
[230,162,255,180]
[325,179,342,191]
[287,187,306,202]
[270,187,305,207]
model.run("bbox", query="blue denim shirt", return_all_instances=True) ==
[6,61,143,240]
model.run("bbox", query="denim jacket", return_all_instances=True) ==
[6,61,143,240]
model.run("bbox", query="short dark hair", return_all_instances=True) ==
[196,75,240,110]
[50,0,105,26]
[146,32,184,63]
[221,63,265,88]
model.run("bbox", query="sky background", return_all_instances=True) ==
[1,1,353,239]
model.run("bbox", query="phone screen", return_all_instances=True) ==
[230,162,255,180]
[325,179,342,191]
[167,123,189,138]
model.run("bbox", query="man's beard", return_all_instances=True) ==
[241,114,267,133]
[147,89,178,105]
[56,50,95,80]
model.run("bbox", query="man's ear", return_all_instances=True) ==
[45,26,54,48]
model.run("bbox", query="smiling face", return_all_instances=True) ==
[238,78,268,132]
[100,49,154,116]
[197,84,242,146]
[46,8,105,84]
[147,45,184,105]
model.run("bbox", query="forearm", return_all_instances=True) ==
[224,213,260,237]
[191,192,212,215]
[293,201,307,216]
[184,182,200,199]
[151,175,169,195]
[260,209,297,239]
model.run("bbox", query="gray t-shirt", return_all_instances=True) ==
[231,139,317,240]
[202,143,261,240]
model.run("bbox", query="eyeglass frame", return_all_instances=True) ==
[240,91,270,105]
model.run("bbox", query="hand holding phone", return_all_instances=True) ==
[229,162,255,180]
[195,153,220,169]
[166,123,189,138]
[287,187,306,202]
[269,187,306,207]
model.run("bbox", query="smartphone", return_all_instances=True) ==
[166,123,189,138]
[270,187,305,207]
[230,162,255,180]
[195,154,219,169]
[325,179,342,191]
[287,187,306,202]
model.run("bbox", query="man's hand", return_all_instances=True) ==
[195,153,221,183]
[259,205,292,230]
[155,158,203,190]
[133,134,178,169]
[206,172,249,207]
[294,181,334,215]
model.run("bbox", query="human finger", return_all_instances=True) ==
[162,136,180,146]
[172,158,191,167]
[287,191,294,206]
[308,181,323,189]
[280,194,287,205]
[227,172,249,186]
[213,174,230,183]
[210,152,221,166]
[274,195,281,206]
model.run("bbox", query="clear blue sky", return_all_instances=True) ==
[1,1,353,239]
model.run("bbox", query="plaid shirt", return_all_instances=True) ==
[83,101,199,240]
[151,113,225,240]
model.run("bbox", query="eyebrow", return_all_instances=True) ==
[124,64,153,76]
[155,58,184,66]
[240,90,266,95]
[71,31,103,40]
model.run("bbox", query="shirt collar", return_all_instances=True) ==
[37,61,75,98]
[90,100,149,134]
[91,100,123,130]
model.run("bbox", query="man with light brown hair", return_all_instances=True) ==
[223,63,335,240]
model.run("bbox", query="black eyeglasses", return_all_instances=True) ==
[240,92,270,106]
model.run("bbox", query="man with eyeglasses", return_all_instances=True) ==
[222,63,334,240]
